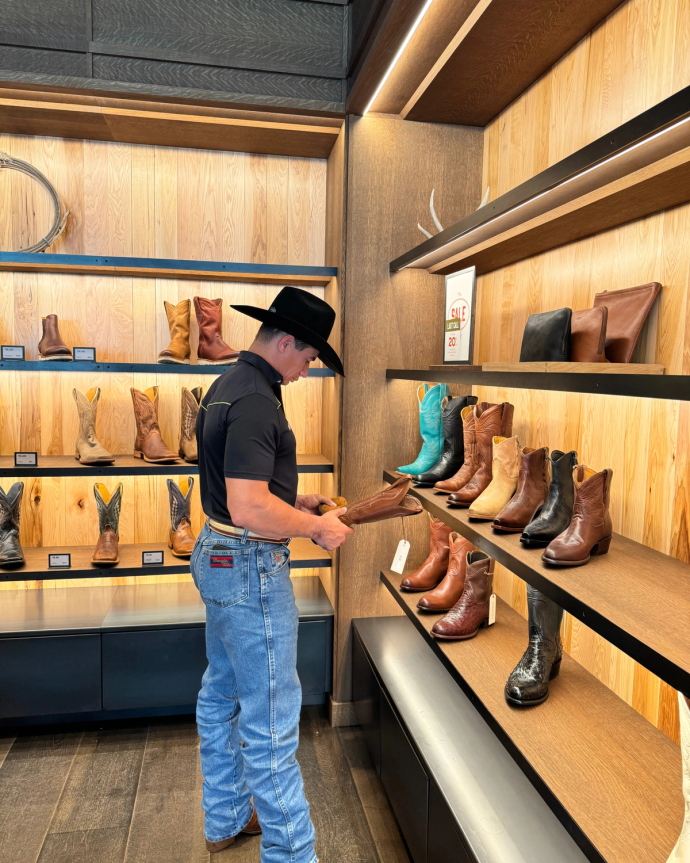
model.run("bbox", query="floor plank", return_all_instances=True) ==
[37,827,129,863]
[0,733,82,863]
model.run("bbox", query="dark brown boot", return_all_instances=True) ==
[417,532,474,612]
[194,297,240,365]
[206,809,261,852]
[542,465,613,566]
[131,387,179,463]
[433,404,484,493]
[167,478,196,558]
[493,446,549,532]
[92,483,121,565]
[447,402,514,506]
[400,514,451,592]
[0,483,24,567]
[38,314,72,360]
[431,552,494,640]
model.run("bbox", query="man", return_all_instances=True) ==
[192,286,351,863]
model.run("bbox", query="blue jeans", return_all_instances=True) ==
[191,521,317,863]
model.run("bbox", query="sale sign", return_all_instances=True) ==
[444,266,476,363]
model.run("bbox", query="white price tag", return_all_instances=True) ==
[48,553,71,569]
[2,345,25,360]
[142,550,164,565]
[73,347,96,362]
[390,539,410,574]
[488,593,497,626]
[14,452,37,466]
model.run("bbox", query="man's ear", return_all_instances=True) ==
[277,334,295,354]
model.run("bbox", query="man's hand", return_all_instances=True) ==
[295,493,335,515]
[311,507,354,551]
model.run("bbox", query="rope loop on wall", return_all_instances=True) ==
[0,151,70,253]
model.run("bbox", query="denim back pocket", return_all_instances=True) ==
[199,544,252,608]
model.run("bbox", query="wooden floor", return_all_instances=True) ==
[0,709,409,863]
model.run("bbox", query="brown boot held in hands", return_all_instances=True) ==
[493,446,549,532]
[194,296,240,365]
[131,386,179,463]
[73,388,115,464]
[417,532,474,611]
[542,465,613,566]
[158,299,191,364]
[400,514,452,592]
[179,386,202,462]
[336,477,423,527]
[38,314,72,360]
[167,477,196,558]
[431,552,495,640]
[206,808,261,852]
[92,483,122,565]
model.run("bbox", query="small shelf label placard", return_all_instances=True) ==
[73,347,97,362]
[2,345,25,360]
[142,550,164,566]
[14,452,37,467]
[49,553,71,569]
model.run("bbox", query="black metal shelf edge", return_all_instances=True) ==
[0,459,334,478]
[386,368,690,401]
[382,470,690,694]
[0,361,334,377]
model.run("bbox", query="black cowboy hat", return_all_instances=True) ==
[232,286,344,377]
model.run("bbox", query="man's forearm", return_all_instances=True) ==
[229,488,319,539]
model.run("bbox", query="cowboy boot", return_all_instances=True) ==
[505,585,563,706]
[167,477,196,558]
[430,551,495,639]
[397,383,449,475]
[542,465,613,566]
[417,532,474,612]
[158,299,191,364]
[468,435,520,520]
[73,388,115,465]
[434,404,484,493]
[92,483,122,564]
[337,477,423,527]
[400,514,452,592]
[521,450,578,547]
[179,386,202,462]
[38,314,72,360]
[667,692,690,861]
[414,395,478,486]
[131,387,179,463]
[206,809,262,852]
[194,297,240,365]
[447,402,514,506]
[493,446,549,532]
[0,483,24,566]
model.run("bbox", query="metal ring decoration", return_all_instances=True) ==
[0,151,70,253]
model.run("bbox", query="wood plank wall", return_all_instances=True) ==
[0,134,331,590]
[474,0,690,742]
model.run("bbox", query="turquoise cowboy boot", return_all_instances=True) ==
[398,383,448,475]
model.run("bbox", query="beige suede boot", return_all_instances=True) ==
[667,692,690,861]
[73,388,115,464]
[179,387,202,462]
[469,435,520,520]
[158,299,191,364]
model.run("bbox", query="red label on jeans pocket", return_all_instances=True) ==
[210,556,234,568]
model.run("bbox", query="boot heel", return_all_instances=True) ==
[549,658,561,679]
[133,450,145,459]
[590,535,612,556]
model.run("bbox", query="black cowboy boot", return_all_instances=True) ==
[520,449,577,547]
[0,482,25,567]
[504,585,563,706]
[414,395,478,486]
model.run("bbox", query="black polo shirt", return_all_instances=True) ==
[196,351,298,524]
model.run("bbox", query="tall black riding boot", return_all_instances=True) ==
[520,449,577,547]
[414,395,478,487]
[0,482,25,567]
[505,585,563,707]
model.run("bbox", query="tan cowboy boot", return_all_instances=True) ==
[158,299,191,364]
[469,436,520,520]
[38,314,72,360]
[73,388,115,465]
[179,386,202,462]
[131,387,179,463]
[167,477,196,558]
[206,808,262,852]
[92,483,122,564]
[194,297,240,364]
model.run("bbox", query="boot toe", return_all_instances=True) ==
[504,678,548,705]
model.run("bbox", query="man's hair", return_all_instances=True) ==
[255,323,311,351]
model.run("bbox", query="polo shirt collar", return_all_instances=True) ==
[237,350,283,386]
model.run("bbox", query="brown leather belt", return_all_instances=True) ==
[208,518,290,545]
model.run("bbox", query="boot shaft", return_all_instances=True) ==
[180,386,202,439]
[163,299,191,357]
[519,446,550,494]
[464,550,494,601]
[445,532,473,580]
[492,435,520,482]
[526,584,563,655]
[440,396,477,456]
[474,402,514,470]
[94,483,122,536]
[0,483,23,533]
[429,515,452,555]
[194,297,223,346]
[131,386,162,438]
[572,465,613,530]
[167,477,193,530]
[73,387,100,440]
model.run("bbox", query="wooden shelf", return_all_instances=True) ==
[0,360,334,377]
[401,0,624,127]
[382,470,690,694]
[380,571,683,863]
[0,538,332,582]
[386,368,690,401]
[0,453,333,478]
[0,252,337,286]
